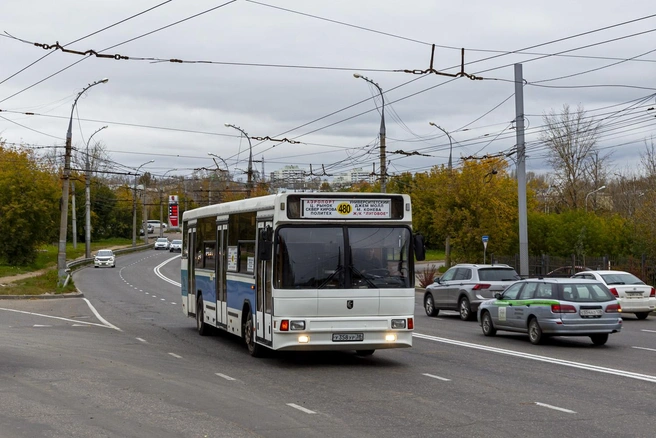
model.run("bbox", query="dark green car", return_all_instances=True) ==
[477,278,622,345]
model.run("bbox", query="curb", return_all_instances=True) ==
[0,292,84,300]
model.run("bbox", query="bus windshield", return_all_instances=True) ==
[275,226,411,289]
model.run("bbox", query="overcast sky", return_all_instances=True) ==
[2,0,655,184]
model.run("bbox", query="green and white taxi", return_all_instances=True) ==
[477,278,622,345]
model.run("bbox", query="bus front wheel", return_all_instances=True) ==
[243,311,264,357]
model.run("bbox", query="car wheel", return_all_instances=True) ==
[481,311,496,336]
[355,350,375,356]
[459,296,474,321]
[94,266,98,268]
[424,293,439,317]
[590,333,609,345]
[528,318,543,345]
[635,312,650,320]
[196,296,209,336]
[243,310,264,357]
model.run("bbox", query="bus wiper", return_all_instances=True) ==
[318,264,343,289]
[350,264,377,288]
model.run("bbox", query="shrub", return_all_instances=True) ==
[417,264,439,288]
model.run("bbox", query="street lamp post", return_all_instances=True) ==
[57,78,108,287]
[84,125,108,259]
[354,73,386,193]
[428,122,454,268]
[224,124,253,197]
[159,169,177,238]
[585,185,606,212]
[132,160,155,247]
[428,122,453,170]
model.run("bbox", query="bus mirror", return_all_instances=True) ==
[259,226,273,242]
[414,233,426,261]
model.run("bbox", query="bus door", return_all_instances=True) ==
[256,220,273,346]
[215,222,228,329]
[187,226,197,316]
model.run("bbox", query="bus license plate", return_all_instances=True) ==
[332,333,364,342]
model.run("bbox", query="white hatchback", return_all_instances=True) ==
[572,270,655,320]
[94,249,115,268]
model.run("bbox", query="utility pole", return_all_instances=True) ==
[514,64,528,277]
[132,160,154,247]
[84,125,107,259]
[354,74,386,192]
[71,180,77,249]
[57,78,108,287]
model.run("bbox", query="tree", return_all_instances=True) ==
[0,142,60,265]
[540,104,604,210]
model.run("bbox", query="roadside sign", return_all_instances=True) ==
[482,235,488,251]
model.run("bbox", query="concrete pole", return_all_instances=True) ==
[514,64,529,277]
[71,180,77,249]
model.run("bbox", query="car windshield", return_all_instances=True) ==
[601,272,644,285]
[558,283,615,302]
[478,268,520,281]
[172,240,182,245]
[97,250,113,257]
[157,238,168,243]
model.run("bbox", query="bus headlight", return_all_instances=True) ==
[290,320,305,330]
[391,319,406,329]
[385,334,397,342]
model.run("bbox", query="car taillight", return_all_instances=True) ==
[472,284,491,290]
[609,288,619,297]
[650,287,655,298]
[551,303,576,313]
[606,303,621,313]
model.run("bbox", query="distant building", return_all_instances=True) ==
[333,167,375,185]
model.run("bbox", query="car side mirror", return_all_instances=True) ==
[494,292,503,299]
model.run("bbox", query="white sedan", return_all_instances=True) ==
[572,270,655,319]
[154,238,170,250]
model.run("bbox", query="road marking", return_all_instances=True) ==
[83,298,122,331]
[632,346,656,352]
[154,256,182,286]
[168,353,183,359]
[413,332,656,384]
[171,302,177,305]
[215,373,236,381]
[287,403,316,414]
[535,402,576,414]
[0,301,121,332]
[33,324,52,327]
[161,298,165,301]
[641,329,656,333]
[422,373,451,381]
[136,338,147,343]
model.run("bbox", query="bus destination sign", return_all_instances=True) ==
[301,198,391,219]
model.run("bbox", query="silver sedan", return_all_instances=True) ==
[477,278,622,345]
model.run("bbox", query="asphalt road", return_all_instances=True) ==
[1,249,655,438]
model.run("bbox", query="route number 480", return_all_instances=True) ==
[337,202,352,215]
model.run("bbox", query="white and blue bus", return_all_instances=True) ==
[180,192,425,357]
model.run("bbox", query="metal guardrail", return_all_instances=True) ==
[66,243,154,271]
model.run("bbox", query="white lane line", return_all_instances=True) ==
[171,302,177,305]
[168,353,183,359]
[136,338,147,343]
[33,324,52,327]
[0,303,120,331]
[286,403,316,414]
[535,402,576,414]
[422,373,451,381]
[83,298,122,331]
[641,329,656,333]
[161,298,166,301]
[154,255,182,287]
[215,373,236,381]
[413,333,656,384]
[632,346,656,352]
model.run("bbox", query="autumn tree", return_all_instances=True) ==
[0,142,60,265]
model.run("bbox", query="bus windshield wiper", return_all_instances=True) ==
[350,264,377,288]
[319,264,343,289]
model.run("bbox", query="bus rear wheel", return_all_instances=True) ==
[243,311,264,357]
